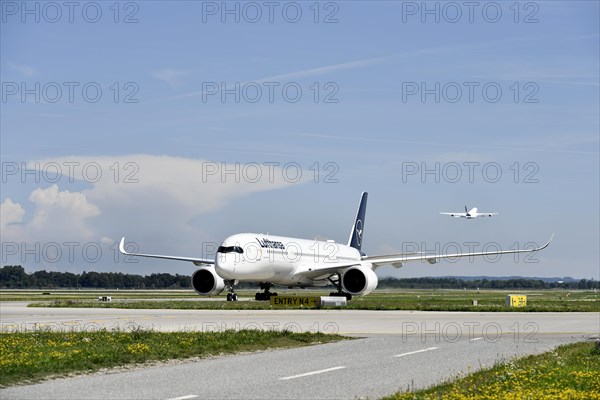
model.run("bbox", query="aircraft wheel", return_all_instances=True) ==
[232,293,238,301]
[226,293,232,301]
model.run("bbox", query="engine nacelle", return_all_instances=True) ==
[191,267,225,296]
[341,264,378,296]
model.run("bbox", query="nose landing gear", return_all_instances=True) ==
[225,280,239,301]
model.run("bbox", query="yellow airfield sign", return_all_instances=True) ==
[270,296,320,307]
[506,294,527,307]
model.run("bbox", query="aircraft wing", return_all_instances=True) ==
[365,234,553,267]
[294,251,425,280]
[477,213,499,217]
[293,234,552,280]
[292,261,363,281]
[119,237,214,266]
[440,212,465,217]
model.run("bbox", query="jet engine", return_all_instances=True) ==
[191,267,225,296]
[341,264,378,296]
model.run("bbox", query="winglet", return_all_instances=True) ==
[119,237,129,255]
[530,233,554,252]
[539,233,554,250]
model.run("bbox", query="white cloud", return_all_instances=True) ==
[28,184,100,238]
[100,236,114,245]
[0,198,25,230]
[1,185,100,243]
[27,155,297,216]
[6,62,38,77]
[2,155,301,268]
[152,69,192,88]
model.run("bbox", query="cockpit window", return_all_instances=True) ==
[217,246,244,254]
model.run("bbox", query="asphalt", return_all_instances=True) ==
[1,302,598,399]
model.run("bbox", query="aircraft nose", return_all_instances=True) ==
[215,254,235,279]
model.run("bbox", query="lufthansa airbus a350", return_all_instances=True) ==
[120,193,551,301]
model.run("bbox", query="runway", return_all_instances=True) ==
[1,302,598,399]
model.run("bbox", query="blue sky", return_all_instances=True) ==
[1,1,598,280]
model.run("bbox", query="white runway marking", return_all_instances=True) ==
[279,366,347,381]
[165,395,199,400]
[393,347,439,357]
[471,337,484,341]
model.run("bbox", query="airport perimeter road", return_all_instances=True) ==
[1,302,599,336]
[0,302,600,339]
[0,333,591,400]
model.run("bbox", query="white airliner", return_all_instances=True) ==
[440,206,498,219]
[120,193,550,301]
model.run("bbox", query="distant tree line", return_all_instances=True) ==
[378,276,599,290]
[1,265,598,290]
[0,266,190,289]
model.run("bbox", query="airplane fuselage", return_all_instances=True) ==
[215,233,362,286]
[465,207,478,218]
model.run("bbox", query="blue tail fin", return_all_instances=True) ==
[348,192,368,252]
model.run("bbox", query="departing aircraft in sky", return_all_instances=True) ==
[440,206,498,219]
[120,193,550,301]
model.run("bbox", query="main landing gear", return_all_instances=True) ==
[226,293,238,301]
[255,282,278,301]
[225,280,238,301]
[328,273,352,301]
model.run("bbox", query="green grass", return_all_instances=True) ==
[382,341,600,400]
[0,329,345,387]
[347,290,599,312]
[24,289,600,312]
[0,289,196,302]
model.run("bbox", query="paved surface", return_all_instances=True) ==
[1,302,598,336]
[1,302,598,399]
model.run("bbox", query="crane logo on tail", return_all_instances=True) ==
[355,219,363,246]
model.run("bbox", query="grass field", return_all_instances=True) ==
[0,289,197,302]
[382,341,600,400]
[0,329,345,387]
[1,326,597,397]
[14,289,599,312]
